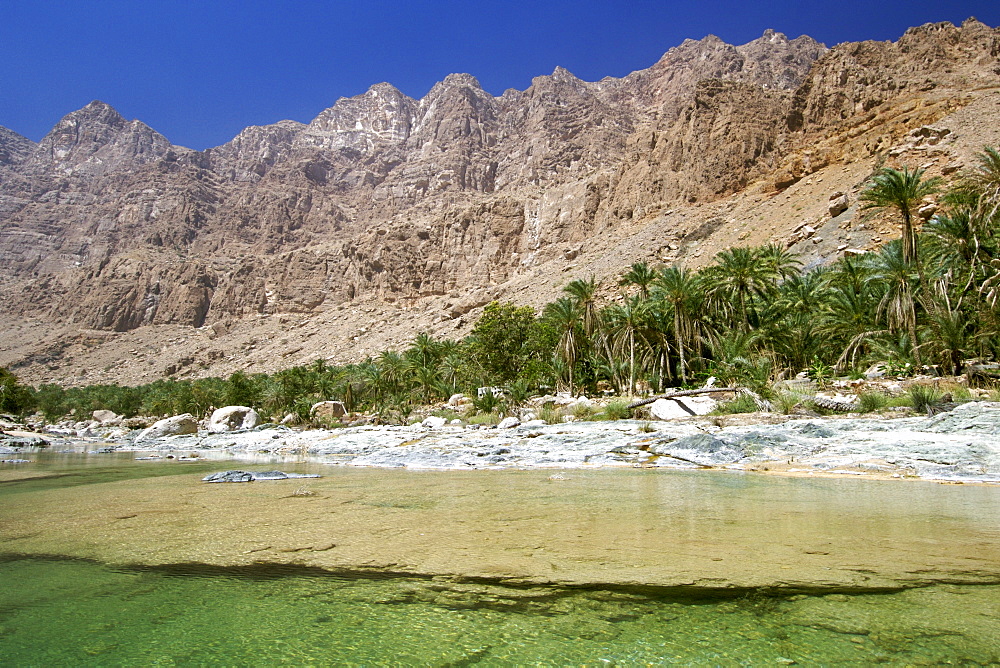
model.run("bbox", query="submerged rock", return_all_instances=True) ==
[202,470,322,483]
[650,433,745,466]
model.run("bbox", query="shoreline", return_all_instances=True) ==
[6,401,999,484]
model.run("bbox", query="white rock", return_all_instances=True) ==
[311,401,347,421]
[649,396,718,420]
[92,409,121,425]
[497,417,521,429]
[137,414,198,441]
[447,393,469,407]
[208,406,261,433]
[421,416,447,428]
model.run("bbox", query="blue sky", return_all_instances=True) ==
[2,0,998,150]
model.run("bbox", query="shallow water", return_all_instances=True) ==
[1,556,998,665]
[2,453,1000,664]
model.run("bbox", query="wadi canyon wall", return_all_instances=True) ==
[1,19,999,385]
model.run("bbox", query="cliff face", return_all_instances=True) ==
[2,20,999,385]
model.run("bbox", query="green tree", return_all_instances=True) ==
[543,297,582,394]
[704,246,779,330]
[469,301,538,385]
[0,368,34,416]
[652,266,703,384]
[620,262,656,301]
[860,166,941,266]
[867,240,923,367]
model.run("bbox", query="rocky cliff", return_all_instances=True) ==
[2,19,999,386]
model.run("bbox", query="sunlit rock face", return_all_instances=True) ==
[1,20,999,383]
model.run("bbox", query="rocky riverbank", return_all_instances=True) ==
[7,401,999,483]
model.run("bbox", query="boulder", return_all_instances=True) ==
[92,409,121,425]
[447,393,470,407]
[421,415,448,428]
[497,416,521,429]
[207,406,261,433]
[828,192,849,217]
[648,396,718,420]
[136,414,198,441]
[311,401,347,421]
[280,413,301,426]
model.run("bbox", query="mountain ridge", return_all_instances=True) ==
[1,19,998,387]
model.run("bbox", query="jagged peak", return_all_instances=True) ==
[903,20,957,37]
[550,65,578,80]
[438,72,484,89]
[56,100,127,127]
[365,81,408,98]
[962,16,990,30]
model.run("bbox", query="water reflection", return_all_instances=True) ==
[0,556,997,665]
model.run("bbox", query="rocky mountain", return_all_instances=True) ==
[1,19,999,386]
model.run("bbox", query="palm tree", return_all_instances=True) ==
[703,246,779,330]
[602,296,651,397]
[859,166,941,266]
[376,350,406,395]
[652,266,702,384]
[543,297,582,394]
[408,333,441,369]
[766,269,833,372]
[953,146,1000,222]
[563,276,600,338]
[758,243,802,280]
[866,240,923,366]
[619,262,656,301]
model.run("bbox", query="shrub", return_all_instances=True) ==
[538,405,562,424]
[602,399,633,421]
[909,385,943,414]
[857,391,888,413]
[0,368,34,416]
[472,391,502,414]
[774,392,801,415]
[713,394,758,414]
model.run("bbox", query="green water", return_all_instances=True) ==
[2,453,1000,665]
[1,557,998,665]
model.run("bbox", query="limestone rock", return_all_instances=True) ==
[497,416,521,429]
[207,406,261,433]
[828,192,849,217]
[136,414,198,441]
[311,401,347,421]
[648,396,718,419]
[92,409,122,425]
[421,415,448,428]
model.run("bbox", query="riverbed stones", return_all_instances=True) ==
[207,406,261,433]
[82,402,1000,483]
[650,434,744,466]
